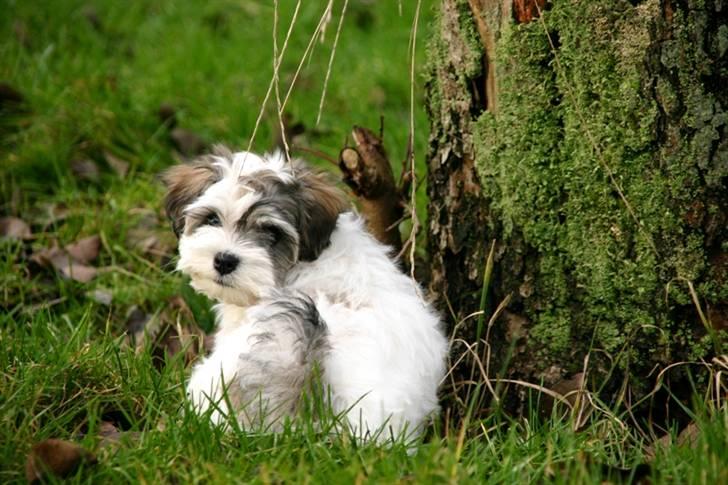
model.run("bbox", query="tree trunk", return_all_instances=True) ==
[426,0,727,417]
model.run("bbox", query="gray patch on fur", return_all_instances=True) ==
[236,166,346,263]
[236,199,300,283]
[230,291,328,428]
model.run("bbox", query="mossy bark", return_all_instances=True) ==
[426,0,727,413]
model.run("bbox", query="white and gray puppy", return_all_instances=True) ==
[163,147,447,440]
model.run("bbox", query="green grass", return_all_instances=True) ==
[2,315,726,483]
[1,0,726,483]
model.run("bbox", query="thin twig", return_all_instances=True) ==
[273,0,293,163]
[290,145,339,167]
[406,0,422,290]
[316,0,349,126]
[246,0,301,160]
[491,379,575,410]
[282,2,333,111]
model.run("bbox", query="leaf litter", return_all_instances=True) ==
[0,216,32,240]
[125,295,212,370]
[31,235,101,283]
[25,439,96,483]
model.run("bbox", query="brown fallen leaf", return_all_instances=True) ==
[25,439,96,482]
[31,235,102,283]
[645,422,700,461]
[96,421,140,450]
[538,371,591,420]
[127,296,211,369]
[70,159,101,182]
[38,202,71,227]
[126,228,175,258]
[81,5,103,32]
[104,152,130,178]
[125,306,152,348]
[48,253,98,283]
[98,421,121,441]
[130,232,159,253]
[0,216,32,240]
[170,127,207,157]
[88,288,113,306]
[64,265,98,283]
[130,207,160,227]
[65,235,100,264]
[158,102,177,128]
[13,20,31,48]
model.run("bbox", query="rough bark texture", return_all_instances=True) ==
[426,0,727,414]
[426,0,495,321]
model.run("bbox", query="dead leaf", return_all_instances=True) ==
[504,310,528,342]
[126,228,175,258]
[676,422,700,447]
[70,159,100,182]
[127,296,211,369]
[0,216,32,240]
[13,20,30,48]
[552,372,586,407]
[158,103,177,128]
[65,235,100,264]
[104,152,129,178]
[96,421,141,450]
[30,245,61,266]
[88,288,113,306]
[170,127,207,157]
[154,296,211,368]
[31,235,102,283]
[25,439,96,482]
[125,306,152,348]
[131,233,159,253]
[98,421,121,440]
[129,207,159,227]
[645,422,700,461]
[81,5,103,32]
[38,202,71,226]
[56,260,97,283]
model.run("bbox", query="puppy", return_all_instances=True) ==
[163,147,447,440]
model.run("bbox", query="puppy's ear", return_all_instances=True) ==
[295,167,349,261]
[161,161,220,236]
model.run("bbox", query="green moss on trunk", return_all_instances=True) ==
[473,0,727,388]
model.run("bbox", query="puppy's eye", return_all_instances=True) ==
[203,212,221,227]
[261,224,284,246]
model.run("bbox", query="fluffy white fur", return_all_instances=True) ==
[176,151,448,440]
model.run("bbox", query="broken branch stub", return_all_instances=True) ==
[339,126,403,252]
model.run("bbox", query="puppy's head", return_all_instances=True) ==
[162,147,348,306]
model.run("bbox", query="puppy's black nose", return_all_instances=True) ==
[213,252,239,275]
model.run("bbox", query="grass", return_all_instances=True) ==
[0,0,726,483]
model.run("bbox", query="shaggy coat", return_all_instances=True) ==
[163,148,447,440]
